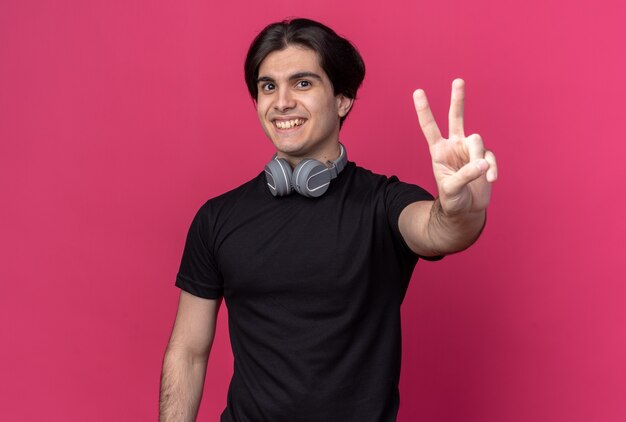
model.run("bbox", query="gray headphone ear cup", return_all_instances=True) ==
[264,159,293,196]
[292,159,331,198]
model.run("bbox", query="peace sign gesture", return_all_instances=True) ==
[413,79,498,217]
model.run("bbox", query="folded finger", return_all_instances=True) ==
[465,133,485,163]
[484,150,498,182]
[442,159,488,197]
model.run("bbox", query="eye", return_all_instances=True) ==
[296,80,311,89]
[261,82,275,92]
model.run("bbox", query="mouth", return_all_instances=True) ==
[272,118,306,130]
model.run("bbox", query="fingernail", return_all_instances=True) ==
[475,159,488,172]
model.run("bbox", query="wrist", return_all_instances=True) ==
[429,198,486,253]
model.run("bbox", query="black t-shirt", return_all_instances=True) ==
[176,162,435,422]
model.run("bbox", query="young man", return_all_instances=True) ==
[160,18,497,422]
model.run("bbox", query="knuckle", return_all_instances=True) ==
[466,134,485,151]
[440,180,456,197]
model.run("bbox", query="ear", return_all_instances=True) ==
[336,95,354,118]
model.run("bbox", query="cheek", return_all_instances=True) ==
[257,109,271,130]
[256,96,271,115]
[313,98,340,126]
[255,105,271,135]
[304,96,335,119]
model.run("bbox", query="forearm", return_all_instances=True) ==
[159,345,209,422]
[426,198,486,255]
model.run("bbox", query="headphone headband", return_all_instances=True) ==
[326,143,347,179]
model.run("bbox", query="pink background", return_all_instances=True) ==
[1,0,625,420]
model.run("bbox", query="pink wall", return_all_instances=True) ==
[1,0,624,420]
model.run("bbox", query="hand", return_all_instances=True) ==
[413,79,498,216]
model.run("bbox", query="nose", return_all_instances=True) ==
[274,86,296,112]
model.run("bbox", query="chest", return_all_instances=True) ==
[214,193,387,302]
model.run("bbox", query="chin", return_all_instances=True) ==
[271,138,308,155]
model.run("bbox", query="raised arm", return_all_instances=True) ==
[399,79,498,256]
[159,291,222,421]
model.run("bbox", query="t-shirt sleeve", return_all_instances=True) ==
[384,176,444,261]
[175,204,224,299]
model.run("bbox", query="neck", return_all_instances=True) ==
[278,142,342,169]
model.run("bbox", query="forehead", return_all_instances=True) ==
[258,45,327,80]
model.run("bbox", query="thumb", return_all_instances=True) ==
[442,159,488,195]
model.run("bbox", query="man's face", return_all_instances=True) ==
[256,45,351,161]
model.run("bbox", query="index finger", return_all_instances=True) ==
[413,89,442,145]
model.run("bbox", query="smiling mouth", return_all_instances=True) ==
[273,118,306,129]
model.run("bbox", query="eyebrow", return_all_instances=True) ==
[256,72,323,84]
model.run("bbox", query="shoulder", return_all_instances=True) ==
[347,162,386,180]
[201,172,265,207]
[343,162,393,188]
[344,162,432,197]
[193,172,266,224]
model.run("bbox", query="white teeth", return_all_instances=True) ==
[275,119,304,129]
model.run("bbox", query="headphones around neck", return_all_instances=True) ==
[264,143,348,198]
